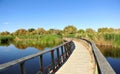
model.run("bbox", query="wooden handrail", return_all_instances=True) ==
[0,40,75,74]
[81,38,115,74]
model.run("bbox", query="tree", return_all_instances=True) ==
[86,28,96,34]
[47,29,62,35]
[64,25,77,34]
[78,29,85,34]
[14,29,27,35]
[36,28,46,35]
[0,31,10,35]
[98,28,114,34]
[28,28,35,32]
[98,28,107,33]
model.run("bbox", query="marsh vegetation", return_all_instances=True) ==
[0,26,120,48]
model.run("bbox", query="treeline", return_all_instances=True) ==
[0,25,120,48]
[1,26,120,37]
[0,28,62,36]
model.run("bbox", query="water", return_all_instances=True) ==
[0,44,61,74]
[97,46,120,74]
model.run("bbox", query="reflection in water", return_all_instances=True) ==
[14,44,28,49]
[0,41,60,74]
[0,43,10,47]
[107,57,120,74]
[97,45,120,74]
[0,41,62,50]
[0,41,61,74]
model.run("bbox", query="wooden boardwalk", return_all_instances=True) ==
[0,38,115,74]
[56,40,97,74]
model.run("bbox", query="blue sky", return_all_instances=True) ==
[0,0,120,32]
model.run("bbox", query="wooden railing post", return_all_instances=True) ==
[61,46,64,62]
[56,48,60,66]
[71,42,74,52]
[20,62,26,74]
[69,42,72,54]
[67,43,70,55]
[64,44,68,59]
[51,50,55,73]
[39,55,44,74]
[66,43,69,57]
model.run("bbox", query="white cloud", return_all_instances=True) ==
[2,22,9,25]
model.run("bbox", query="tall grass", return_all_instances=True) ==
[76,33,120,48]
[17,35,41,39]
[98,46,120,58]
[63,34,75,38]
[99,33,120,48]
[0,35,14,44]
[39,34,62,44]
[13,34,62,49]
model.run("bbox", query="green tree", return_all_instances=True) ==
[0,31,10,35]
[86,28,96,34]
[98,28,114,34]
[64,25,77,34]
[36,28,46,35]
[14,29,27,35]
[78,29,85,34]
[47,29,62,35]
[28,28,35,32]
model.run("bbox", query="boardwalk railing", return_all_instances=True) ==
[0,41,75,74]
[81,38,115,74]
